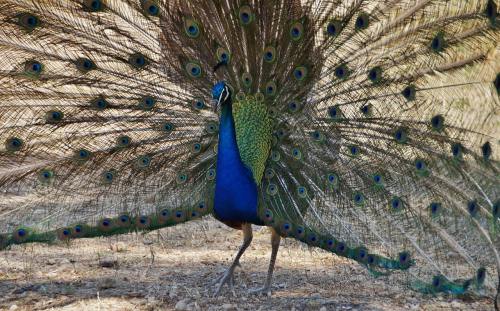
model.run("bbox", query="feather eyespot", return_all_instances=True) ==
[414,159,429,176]
[467,200,479,217]
[355,13,369,30]
[368,67,382,83]
[327,173,339,187]
[293,66,308,81]
[360,104,372,115]
[184,19,201,38]
[394,128,407,144]
[431,33,445,52]
[267,183,278,196]
[129,53,148,69]
[353,192,364,205]
[136,216,151,228]
[328,105,342,120]
[46,110,64,123]
[334,64,348,79]
[176,173,188,184]
[216,47,231,63]
[116,135,131,148]
[390,197,403,212]
[186,62,202,78]
[297,186,307,198]
[191,143,202,153]
[481,142,492,161]
[430,115,444,131]
[326,20,341,36]
[39,169,54,183]
[99,218,113,231]
[348,145,360,156]
[137,155,151,168]
[372,174,383,186]
[492,201,499,219]
[238,5,254,25]
[18,13,40,30]
[288,100,300,112]
[161,122,174,132]
[102,170,115,184]
[290,22,304,41]
[92,97,108,110]
[5,137,23,152]
[75,149,91,162]
[76,58,95,72]
[206,169,216,181]
[25,60,43,77]
[263,46,276,63]
[311,130,324,142]
[402,85,416,100]
[83,0,103,11]
[142,1,160,16]
[206,122,218,134]
[241,73,252,88]
[265,81,277,97]
[429,202,441,217]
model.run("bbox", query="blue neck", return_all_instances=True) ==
[214,100,262,225]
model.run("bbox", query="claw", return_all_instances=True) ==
[211,261,240,287]
[213,267,237,296]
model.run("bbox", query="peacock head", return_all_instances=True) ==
[212,81,231,112]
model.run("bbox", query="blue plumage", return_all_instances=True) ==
[213,84,261,225]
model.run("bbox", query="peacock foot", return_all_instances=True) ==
[213,266,238,296]
[211,261,240,286]
[248,285,272,296]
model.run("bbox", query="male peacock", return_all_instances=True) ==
[0,0,499,307]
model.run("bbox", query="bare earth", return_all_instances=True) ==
[0,218,494,311]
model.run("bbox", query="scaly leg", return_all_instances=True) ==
[214,223,253,296]
[249,227,281,295]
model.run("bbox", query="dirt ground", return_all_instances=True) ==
[0,218,495,311]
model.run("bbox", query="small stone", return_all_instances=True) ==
[320,307,327,311]
[222,304,236,310]
[451,300,463,309]
[175,299,190,311]
[99,258,118,268]
[98,277,116,289]
[60,258,71,264]
[111,242,128,252]
[9,305,18,311]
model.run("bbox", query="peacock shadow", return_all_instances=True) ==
[0,221,490,310]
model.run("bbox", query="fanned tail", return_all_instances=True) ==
[252,0,500,300]
[0,0,219,248]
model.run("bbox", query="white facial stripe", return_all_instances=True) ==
[222,86,229,102]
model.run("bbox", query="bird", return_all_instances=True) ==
[0,0,499,307]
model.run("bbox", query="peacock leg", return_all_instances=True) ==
[214,223,253,296]
[249,227,281,296]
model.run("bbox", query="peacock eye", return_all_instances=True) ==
[186,62,202,78]
[263,46,277,63]
[238,5,254,25]
[216,47,231,63]
[184,19,201,38]
[355,13,369,30]
[290,22,304,41]
[326,20,341,36]
[293,66,308,81]
[128,52,148,69]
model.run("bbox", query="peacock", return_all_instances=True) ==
[0,0,499,307]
